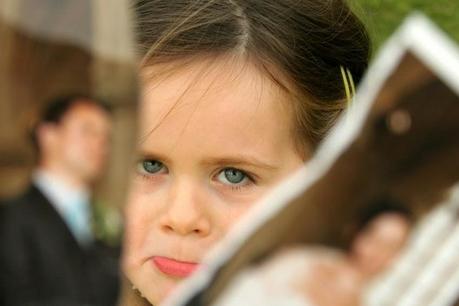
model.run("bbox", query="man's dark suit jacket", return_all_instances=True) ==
[0,185,120,306]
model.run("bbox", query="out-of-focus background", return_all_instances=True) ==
[0,2,137,304]
[354,0,459,52]
[0,0,138,245]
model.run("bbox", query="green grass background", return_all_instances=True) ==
[353,0,459,55]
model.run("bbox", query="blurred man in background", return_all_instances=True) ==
[0,95,119,306]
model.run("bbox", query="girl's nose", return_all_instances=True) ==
[159,179,211,237]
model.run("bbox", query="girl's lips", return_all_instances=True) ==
[152,256,200,278]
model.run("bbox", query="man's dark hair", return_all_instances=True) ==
[356,197,413,232]
[343,196,413,249]
[31,94,111,154]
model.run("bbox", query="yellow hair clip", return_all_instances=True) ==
[340,66,355,107]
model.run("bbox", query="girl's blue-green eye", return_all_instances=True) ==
[139,160,164,174]
[217,168,249,185]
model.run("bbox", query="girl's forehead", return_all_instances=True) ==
[139,57,293,134]
[137,57,298,159]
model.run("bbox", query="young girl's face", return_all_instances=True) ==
[123,57,304,304]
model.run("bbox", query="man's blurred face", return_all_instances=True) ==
[46,101,112,183]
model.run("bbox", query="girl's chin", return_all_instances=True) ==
[138,276,181,305]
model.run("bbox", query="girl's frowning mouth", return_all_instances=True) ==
[152,256,201,278]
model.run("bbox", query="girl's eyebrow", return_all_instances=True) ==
[202,156,279,171]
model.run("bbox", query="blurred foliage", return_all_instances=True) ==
[352,0,459,56]
[92,199,123,247]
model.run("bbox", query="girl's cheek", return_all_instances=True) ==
[216,197,260,233]
[208,184,276,235]
[130,174,167,194]
[124,191,156,251]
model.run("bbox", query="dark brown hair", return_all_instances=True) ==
[134,0,370,154]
